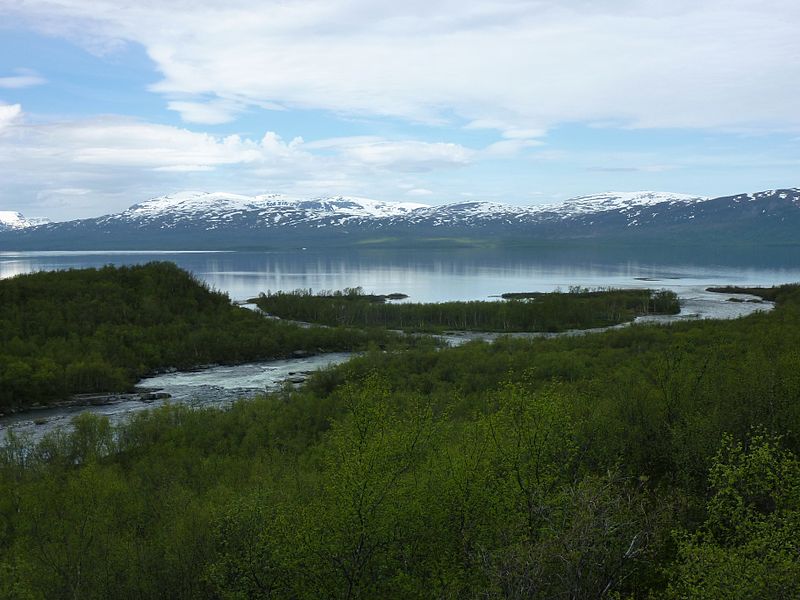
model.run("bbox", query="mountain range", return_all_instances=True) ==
[1,188,798,250]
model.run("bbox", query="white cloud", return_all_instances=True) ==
[0,104,22,132]
[502,128,547,140]
[152,164,216,172]
[0,69,46,89]
[0,113,320,173]
[484,139,544,158]
[167,99,243,124]
[303,136,384,150]
[47,188,92,195]
[0,107,478,217]
[340,140,474,171]
[26,118,280,168]
[4,1,799,133]
[406,187,433,196]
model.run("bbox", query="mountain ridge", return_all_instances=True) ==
[1,188,798,249]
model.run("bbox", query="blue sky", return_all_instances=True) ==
[0,0,798,220]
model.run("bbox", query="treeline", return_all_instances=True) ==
[0,263,397,410]
[2,283,799,597]
[253,286,679,332]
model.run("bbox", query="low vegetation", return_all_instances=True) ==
[2,267,800,598]
[253,285,679,332]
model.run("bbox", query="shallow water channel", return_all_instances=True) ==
[433,286,771,345]
[0,353,352,443]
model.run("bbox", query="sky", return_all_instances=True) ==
[0,0,799,220]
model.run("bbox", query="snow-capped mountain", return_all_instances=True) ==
[99,190,708,231]
[378,191,708,229]
[1,188,797,249]
[112,192,427,229]
[552,191,706,216]
[0,211,49,232]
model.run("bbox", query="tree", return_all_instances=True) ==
[666,430,800,598]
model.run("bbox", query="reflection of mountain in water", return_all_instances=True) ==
[2,247,800,304]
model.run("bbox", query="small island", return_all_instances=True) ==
[251,286,680,332]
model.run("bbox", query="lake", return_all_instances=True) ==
[2,246,800,302]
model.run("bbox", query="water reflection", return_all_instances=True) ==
[2,247,800,302]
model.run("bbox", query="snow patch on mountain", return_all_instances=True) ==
[0,211,49,231]
[727,188,800,204]
[107,190,714,227]
[111,191,428,228]
[553,191,707,215]
[394,191,709,228]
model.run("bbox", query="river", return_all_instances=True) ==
[0,353,353,443]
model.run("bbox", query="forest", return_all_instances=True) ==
[1,267,799,598]
[0,263,398,410]
[252,286,680,332]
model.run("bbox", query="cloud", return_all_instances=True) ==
[46,188,92,195]
[303,136,383,151]
[0,104,22,132]
[166,99,244,125]
[0,69,46,89]
[23,118,284,168]
[406,187,433,196]
[152,165,216,172]
[502,128,547,140]
[303,136,474,170]
[484,139,544,157]
[5,1,799,133]
[0,106,477,217]
[586,165,677,173]
[340,140,474,171]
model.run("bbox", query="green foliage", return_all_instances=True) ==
[1,280,800,597]
[292,376,439,598]
[485,381,578,536]
[0,263,396,409]
[206,492,288,599]
[666,431,800,598]
[253,287,680,333]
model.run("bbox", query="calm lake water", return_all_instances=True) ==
[2,246,800,302]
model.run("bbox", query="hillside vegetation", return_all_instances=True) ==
[0,263,397,410]
[1,269,799,597]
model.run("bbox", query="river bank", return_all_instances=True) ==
[0,352,353,443]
